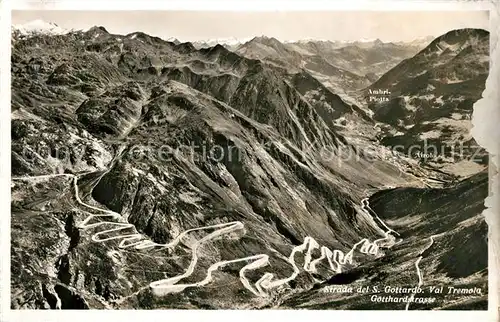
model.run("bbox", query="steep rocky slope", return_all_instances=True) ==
[280,171,488,310]
[365,29,489,178]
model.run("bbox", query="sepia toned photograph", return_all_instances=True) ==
[9,7,492,311]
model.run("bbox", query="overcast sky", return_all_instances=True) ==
[12,10,489,42]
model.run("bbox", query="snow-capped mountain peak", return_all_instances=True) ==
[204,37,253,46]
[12,19,69,36]
[192,36,254,49]
[357,37,378,43]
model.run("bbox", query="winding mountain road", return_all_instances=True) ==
[13,172,399,299]
[361,198,400,237]
[405,235,436,310]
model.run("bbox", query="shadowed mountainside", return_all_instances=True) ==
[364,29,489,178]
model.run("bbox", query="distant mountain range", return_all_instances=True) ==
[12,20,433,84]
